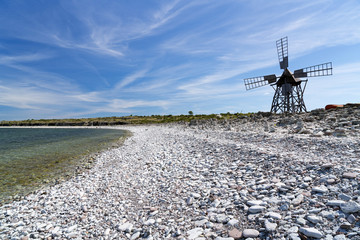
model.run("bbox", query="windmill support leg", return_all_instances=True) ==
[271,85,282,113]
[271,82,307,114]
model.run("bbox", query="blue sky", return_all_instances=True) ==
[1,0,360,120]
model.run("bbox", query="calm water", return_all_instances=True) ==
[0,128,127,204]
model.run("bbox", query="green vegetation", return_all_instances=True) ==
[0,112,253,126]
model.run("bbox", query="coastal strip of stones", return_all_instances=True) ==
[186,104,360,138]
[1,121,360,239]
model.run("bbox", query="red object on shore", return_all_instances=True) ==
[325,104,344,110]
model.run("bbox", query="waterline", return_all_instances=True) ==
[0,127,129,205]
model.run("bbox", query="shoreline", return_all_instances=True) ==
[1,112,360,239]
[0,127,131,206]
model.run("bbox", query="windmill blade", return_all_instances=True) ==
[293,62,332,78]
[276,37,288,69]
[244,74,277,90]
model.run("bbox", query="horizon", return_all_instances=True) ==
[1,0,360,121]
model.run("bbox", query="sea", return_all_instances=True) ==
[0,127,127,205]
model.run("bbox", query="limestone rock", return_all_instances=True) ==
[299,227,323,239]
[242,229,259,238]
[340,201,360,213]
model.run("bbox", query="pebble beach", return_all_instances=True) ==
[1,106,360,239]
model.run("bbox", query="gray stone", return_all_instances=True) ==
[130,231,141,240]
[292,194,304,206]
[333,234,346,240]
[342,172,357,179]
[303,176,312,182]
[265,211,282,220]
[348,232,358,237]
[299,227,323,239]
[186,197,194,205]
[279,203,290,211]
[306,215,322,224]
[66,224,77,233]
[211,199,221,208]
[67,232,79,238]
[242,229,259,238]
[326,200,346,207]
[215,214,229,223]
[248,205,265,214]
[308,208,322,214]
[327,178,336,184]
[288,233,301,240]
[187,228,203,239]
[194,219,208,226]
[227,219,239,227]
[320,210,335,220]
[296,217,306,225]
[340,222,352,229]
[312,185,328,193]
[51,226,61,236]
[81,205,88,212]
[324,235,333,240]
[117,222,133,233]
[144,219,155,225]
[246,200,265,206]
[287,226,299,233]
[338,193,352,201]
[322,163,333,168]
[191,192,201,199]
[340,201,360,213]
[264,220,277,232]
[347,214,356,224]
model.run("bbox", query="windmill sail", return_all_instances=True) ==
[294,62,332,78]
[276,37,288,69]
[244,74,277,90]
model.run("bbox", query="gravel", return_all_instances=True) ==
[1,106,360,239]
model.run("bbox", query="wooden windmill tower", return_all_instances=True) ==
[244,37,333,113]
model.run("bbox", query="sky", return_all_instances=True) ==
[1,0,360,120]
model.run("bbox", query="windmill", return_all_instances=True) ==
[244,37,333,113]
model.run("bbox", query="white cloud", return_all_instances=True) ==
[0,85,65,109]
[335,62,360,75]
[0,53,51,65]
[109,99,170,109]
[47,0,196,59]
[115,69,148,90]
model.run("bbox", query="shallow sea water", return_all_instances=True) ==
[0,127,127,204]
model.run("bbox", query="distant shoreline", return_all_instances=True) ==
[0,113,250,126]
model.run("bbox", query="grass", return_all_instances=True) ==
[0,112,254,126]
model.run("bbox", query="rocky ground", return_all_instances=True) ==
[1,105,360,239]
